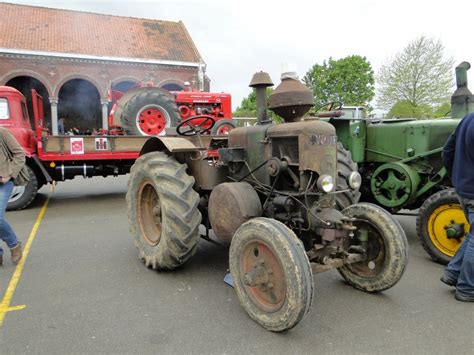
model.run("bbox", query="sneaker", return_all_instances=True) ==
[440,274,457,287]
[455,291,474,302]
[10,243,22,265]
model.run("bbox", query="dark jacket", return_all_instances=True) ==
[443,113,474,199]
[0,128,25,179]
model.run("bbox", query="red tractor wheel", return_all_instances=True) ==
[211,119,237,135]
[120,90,180,136]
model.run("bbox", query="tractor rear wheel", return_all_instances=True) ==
[339,203,408,292]
[127,151,201,270]
[416,189,467,265]
[120,90,180,136]
[229,218,314,332]
[7,165,38,211]
[336,142,361,210]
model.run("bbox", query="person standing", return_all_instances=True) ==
[441,112,474,302]
[58,117,66,135]
[0,128,24,266]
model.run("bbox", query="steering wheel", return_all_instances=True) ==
[176,115,216,136]
[314,101,343,112]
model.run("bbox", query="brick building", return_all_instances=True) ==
[0,2,209,134]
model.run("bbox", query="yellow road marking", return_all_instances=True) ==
[0,196,50,327]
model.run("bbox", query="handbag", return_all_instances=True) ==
[0,135,30,186]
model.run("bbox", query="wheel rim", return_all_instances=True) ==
[216,123,233,135]
[346,220,386,277]
[240,240,286,313]
[428,203,467,257]
[9,186,26,203]
[136,104,171,136]
[137,180,162,246]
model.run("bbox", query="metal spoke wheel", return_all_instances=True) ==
[339,203,408,292]
[229,218,314,332]
[416,189,467,264]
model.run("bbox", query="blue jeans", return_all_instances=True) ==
[444,196,474,296]
[0,181,19,256]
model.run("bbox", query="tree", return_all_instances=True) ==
[303,55,375,110]
[233,88,280,121]
[388,100,433,119]
[377,36,454,112]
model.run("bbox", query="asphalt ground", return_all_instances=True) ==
[0,176,472,354]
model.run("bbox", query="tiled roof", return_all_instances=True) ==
[0,2,203,63]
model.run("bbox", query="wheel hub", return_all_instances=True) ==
[428,204,467,256]
[242,242,286,313]
[137,180,162,246]
[136,105,170,136]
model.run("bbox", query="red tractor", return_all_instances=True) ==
[108,85,236,136]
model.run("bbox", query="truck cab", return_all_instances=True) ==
[0,86,37,156]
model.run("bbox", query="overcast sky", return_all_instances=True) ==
[5,0,474,109]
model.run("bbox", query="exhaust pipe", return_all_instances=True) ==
[451,61,474,118]
[249,71,273,125]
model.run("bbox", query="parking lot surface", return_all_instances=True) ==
[0,176,472,354]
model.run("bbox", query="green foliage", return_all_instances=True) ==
[233,88,281,122]
[377,36,454,114]
[433,101,451,118]
[388,100,433,119]
[303,55,375,110]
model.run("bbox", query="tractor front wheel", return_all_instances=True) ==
[127,151,201,269]
[229,218,314,332]
[339,203,408,292]
[416,189,467,265]
[211,119,237,135]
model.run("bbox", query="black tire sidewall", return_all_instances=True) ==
[211,119,237,135]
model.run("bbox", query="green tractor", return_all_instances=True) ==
[319,61,474,264]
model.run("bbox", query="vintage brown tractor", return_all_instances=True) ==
[126,71,408,331]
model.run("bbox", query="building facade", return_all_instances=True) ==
[0,3,209,134]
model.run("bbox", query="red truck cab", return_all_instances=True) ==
[0,86,37,156]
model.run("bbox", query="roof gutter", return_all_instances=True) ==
[0,48,202,67]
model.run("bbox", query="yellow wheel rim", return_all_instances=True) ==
[428,203,468,257]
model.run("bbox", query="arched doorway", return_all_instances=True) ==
[5,76,51,128]
[112,80,138,93]
[58,79,101,134]
[161,83,184,92]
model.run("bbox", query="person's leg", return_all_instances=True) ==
[0,181,19,250]
[455,197,474,300]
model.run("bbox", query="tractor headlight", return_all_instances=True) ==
[347,171,362,190]
[317,174,334,193]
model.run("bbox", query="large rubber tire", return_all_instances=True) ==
[338,203,408,292]
[336,142,361,210]
[211,119,237,135]
[127,151,201,270]
[416,189,467,265]
[120,90,180,136]
[229,218,314,332]
[7,165,38,211]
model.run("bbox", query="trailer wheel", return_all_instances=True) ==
[338,203,408,292]
[336,142,361,210]
[416,189,467,265]
[127,151,201,270]
[120,90,180,136]
[7,165,38,211]
[229,218,314,332]
[211,119,237,135]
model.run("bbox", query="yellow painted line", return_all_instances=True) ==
[0,196,50,327]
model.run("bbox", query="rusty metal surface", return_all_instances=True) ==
[208,182,262,243]
[186,158,228,190]
[268,78,314,122]
[249,71,274,88]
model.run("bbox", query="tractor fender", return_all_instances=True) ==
[139,136,201,156]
